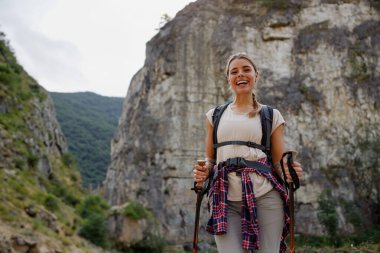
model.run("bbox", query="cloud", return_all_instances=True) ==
[15,27,85,90]
[0,0,86,92]
[0,0,195,97]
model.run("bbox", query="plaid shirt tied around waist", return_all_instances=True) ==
[206,158,290,253]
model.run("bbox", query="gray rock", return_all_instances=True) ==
[10,235,39,253]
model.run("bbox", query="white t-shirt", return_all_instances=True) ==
[206,103,285,200]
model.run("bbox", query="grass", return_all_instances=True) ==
[297,226,380,250]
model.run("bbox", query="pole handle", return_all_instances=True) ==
[195,160,206,189]
[280,150,300,191]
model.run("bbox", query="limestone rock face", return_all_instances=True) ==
[0,93,67,173]
[103,0,380,243]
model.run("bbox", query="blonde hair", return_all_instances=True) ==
[225,52,260,117]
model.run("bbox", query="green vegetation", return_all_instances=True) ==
[43,194,60,211]
[298,84,322,106]
[0,34,48,177]
[50,92,123,188]
[315,190,380,249]
[348,50,370,84]
[123,201,152,221]
[128,234,166,253]
[0,31,103,250]
[317,190,338,243]
[298,227,380,250]
[77,195,110,248]
[1,31,166,252]
[341,200,362,229]
[79,213,109,248]
[322,0,361,4]
[257,0,289,9]
[77,195,110,218]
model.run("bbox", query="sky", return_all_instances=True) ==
[0,0,194,97]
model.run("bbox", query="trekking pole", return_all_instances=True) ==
[280,151,300,253]
[289,179,296,253]
[191,160,206,253]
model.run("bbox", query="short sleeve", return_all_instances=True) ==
[206,108,215,126]
[271,109,285,134]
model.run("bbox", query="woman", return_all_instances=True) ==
[193,53,303,253]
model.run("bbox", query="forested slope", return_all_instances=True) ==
[50,92,123,188]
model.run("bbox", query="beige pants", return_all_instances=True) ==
[214,189,284,253]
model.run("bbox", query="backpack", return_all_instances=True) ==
[212,101,274,164]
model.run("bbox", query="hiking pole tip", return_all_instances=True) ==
[192,159,206,253]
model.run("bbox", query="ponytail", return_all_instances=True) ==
[248,92,260,117]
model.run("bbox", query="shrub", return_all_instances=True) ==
[27,153,39,168]
[47,184,80,207]
[130,234,166,253]
[63,192,80,207]
[62,153,77,168]
[318,190,339,246]
[77,195,109,219]
[77,195,110,248]
[79,213,109,248]
[123,201,152,220]
[43,194,59,211]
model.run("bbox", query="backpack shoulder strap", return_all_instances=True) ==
[260,105,274,160]
[212,101,232,160]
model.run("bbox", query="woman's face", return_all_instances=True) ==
[227,58,257,96]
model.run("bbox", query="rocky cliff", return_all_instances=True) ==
[0,32,108,253]
[103,0,380,245]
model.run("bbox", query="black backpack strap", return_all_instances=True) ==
[212,102,274,162]
[214,141,266,151]
[212,101,232,160]
[260,105,273,162]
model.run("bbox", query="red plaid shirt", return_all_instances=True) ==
[206,158,290,252]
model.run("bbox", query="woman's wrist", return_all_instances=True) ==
[205,158,216,165]
[273,161,282,176]
[205,158,215,179]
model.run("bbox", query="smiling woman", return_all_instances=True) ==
[0,0,194,97]
[193,52,303,253]
[226,54,260,117]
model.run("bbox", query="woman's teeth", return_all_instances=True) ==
[237,81,248,86]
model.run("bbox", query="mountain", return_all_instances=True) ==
[50,92,123,188]
[0,31,113,253]
[102,0,380,249]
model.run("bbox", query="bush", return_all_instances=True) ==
[77,195,109,219]
[79,213,109,248]
[317,190,339,246]
[61,153,77,168]
[298,226,380,249]
[43,194,59,211]
[47,183,80,207]
[129,234,166,253]
[76,195,110,248]
[63,192,80,207]
[27,153,39,168]
[123,201,152,220]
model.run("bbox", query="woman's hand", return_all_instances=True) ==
[283,160,303,183]
[193,162,211,183]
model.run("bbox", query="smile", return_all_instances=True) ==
[237,80,248,86]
